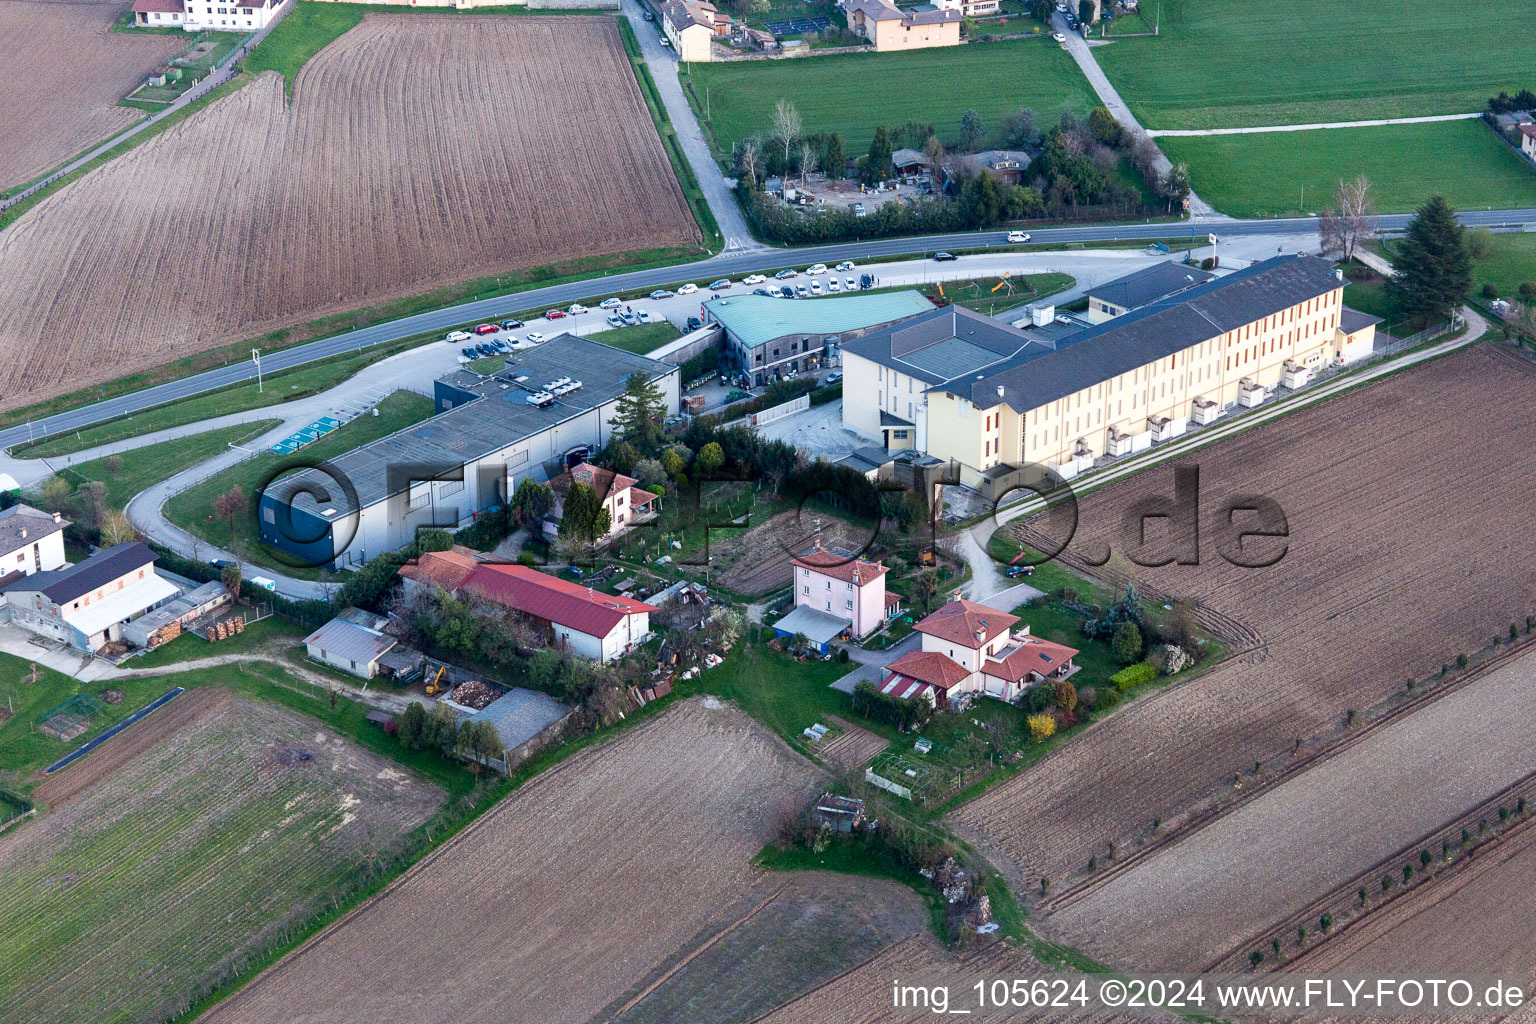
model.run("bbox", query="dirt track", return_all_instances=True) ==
[951,347,1536,890]
[0,14,699,411]
[198,698,823,1024]
[0,0,180,189]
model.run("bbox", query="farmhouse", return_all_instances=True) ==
[841,254,1380,494]
[703,290,934,387]
[3,542,180,652]
[843,0,961,51]
[1084,260,1216,323]
[456,563,656,662]
[259,334,679,571]
[548,462,659,541]
[304,616,399,679]
[0,504,68,584]
[1521,124,1536,160]
[659,0,725,61]
[943,150,1033,188]
[880,599,1077,707]
[397,545,483,599]
[131,0,289,31]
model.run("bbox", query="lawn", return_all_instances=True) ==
[1159,120,1536,219]
[164,390,434,568]
[1093,0,1534,129]
[1469,231,1536,298]
[686,36,1094,160]
[594,320,682,355]
[59,421,279,510]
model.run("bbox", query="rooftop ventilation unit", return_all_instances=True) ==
[544,376,573,391]
[526,391,555,407]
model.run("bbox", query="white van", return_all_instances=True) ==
[445,330,472,343]
[1007,231,1031,243]
[249,576,277,593]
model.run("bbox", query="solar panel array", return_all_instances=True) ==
[269,416,342,455]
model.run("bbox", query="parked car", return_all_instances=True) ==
[620,310,639,325]
[638,310,656,323]
[474,323,497,335]
[806,263,828,275]
[709,278,731,290]
[774,269,798,280]
[1051,31,1066,42]
[566,303,589,315]
[445,330,472,343]
[643,9,654,18]
[526,331,545,343]
[753,287,775,296]
[810,280,824,295]
[828,279,842,292]
[650,288,675,299]
[1006,564,1036,578]
[599,297,622,309]
[824,372,843,385]
[794,283,809,297]
[249,576,277,593]
[686,316,703,330]
[499,318,524,330]
[677,283,698,295]
[461,346,477,359]
[743,273,766,285]
[859,274,875,289]
[492,340,510,353]
[476,343,494,356]
[606,314,624,327]
[835,260,856,271]
[846,276,857,290]
[1007,230,1032,243]
[933,251,957,262]
[209,558,237,568]
[545,309,567,319]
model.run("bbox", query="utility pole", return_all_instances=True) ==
[251,348,263,392]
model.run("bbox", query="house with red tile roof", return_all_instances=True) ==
[396,545,483,598]
[789,539,899,640]
[879,598,1077,707]
[548,462,659,543]
[460,563,655,662]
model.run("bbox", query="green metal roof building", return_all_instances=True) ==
[702,290,935,386]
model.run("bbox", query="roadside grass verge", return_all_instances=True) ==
[1160,120,1536,219]
[163,390,434,574]
[57,421,281,511]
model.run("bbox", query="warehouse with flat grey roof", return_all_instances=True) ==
[259,334,678,571]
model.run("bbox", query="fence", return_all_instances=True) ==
[748,394,810,427]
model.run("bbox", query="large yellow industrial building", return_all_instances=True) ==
[840,255,1379,497]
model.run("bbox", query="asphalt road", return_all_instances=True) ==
[4,210,1533,451]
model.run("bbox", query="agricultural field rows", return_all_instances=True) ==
[0,687,443,1024]
[199,699,823,1024]
[952,347,1536,892]
[0,14,699,413]
[0,0,182,190]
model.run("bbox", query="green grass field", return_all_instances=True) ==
[1094,0,1534,129]
[1470,232,1536,297]
[1160,120,1536,218]
[164,390,433,570]
[60,421,280,511]
[595,320,682,355]
[687,37,1094,159]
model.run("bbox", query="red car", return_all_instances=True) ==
[545,309,567,320]
[473,324,497,335]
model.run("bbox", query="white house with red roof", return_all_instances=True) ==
[791,540,898,638]
[880,598,1077,708]
[459,563,654,662]
[548,462,659,542]
[131,0,288,31]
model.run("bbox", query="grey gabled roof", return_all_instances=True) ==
[1340,306,1382,334]
[841,304,1048,385]
[0,503,67,558]
[304,617,397,665]
[1087,260,1216,311]
[20,542,156,604]
[953,254,1344,412]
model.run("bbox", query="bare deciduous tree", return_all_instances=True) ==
[736,136,762,182]
[769,98,802,170]
[1319,175,1378,261]
[798,140,819,185]
[100,509,136,547]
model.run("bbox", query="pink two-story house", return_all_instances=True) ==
[791,541,899,639]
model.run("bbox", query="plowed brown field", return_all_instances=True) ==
[199,698,822,1024]
[0,0,179,189]
[952,347,1536,890]
[0,14,698,411]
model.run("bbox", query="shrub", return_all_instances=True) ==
[1456,653,1470,669]
[1320,912,1333,932]
[1109,662,1158,692]
[1249,950,1263,967]
[516,551,537,566]
[1110,620,1144,663]
[1054,679,1077,713]
[1026,713,1056,741]
[1481,282,1499,299]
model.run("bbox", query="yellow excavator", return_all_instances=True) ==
[425,665,448,696]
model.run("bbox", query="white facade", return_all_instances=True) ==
[792,563,887,638]
[554,610,651,663]
[135,0,288,31]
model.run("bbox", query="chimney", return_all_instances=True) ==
[18,528,25,539]
[52,511,61,523]
[974,627,985,644]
